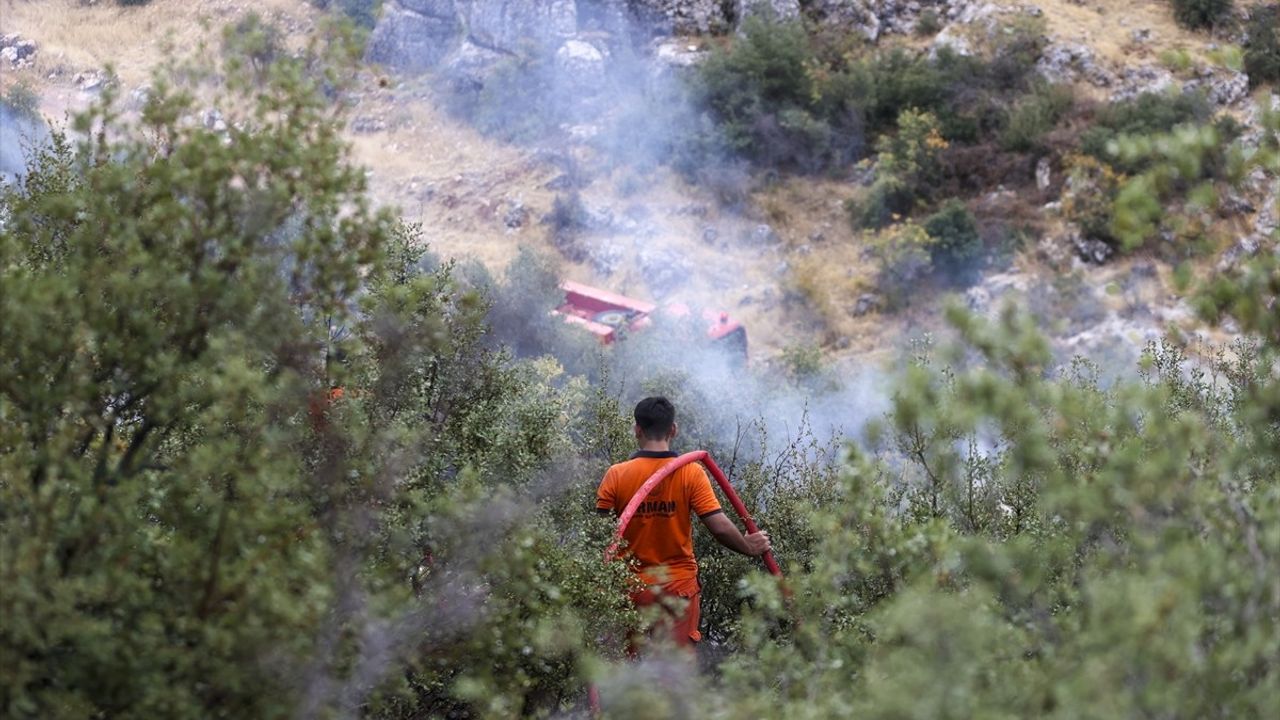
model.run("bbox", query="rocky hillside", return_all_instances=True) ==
[2,0,1277,369]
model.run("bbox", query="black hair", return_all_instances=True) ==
[634,396,676,441]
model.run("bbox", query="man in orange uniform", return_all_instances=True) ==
[596,397,772,651]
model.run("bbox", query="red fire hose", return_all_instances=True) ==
[604,450,781,576]
[591,450,781,714]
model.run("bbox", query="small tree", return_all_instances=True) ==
[1243,5,1280,87]
[922,200,982,269]
[1169,0,1233,29]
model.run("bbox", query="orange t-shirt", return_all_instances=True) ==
[596,451,723,587]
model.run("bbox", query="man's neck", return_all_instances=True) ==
[638,440,671,453]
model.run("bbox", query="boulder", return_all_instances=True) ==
[1070,230,1114,265]
[1035,157,1052,191]
[853,293,882,316]
[555,38,608,89]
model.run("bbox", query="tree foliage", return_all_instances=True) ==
[1168,0,1234,30]
[0,30,631,720]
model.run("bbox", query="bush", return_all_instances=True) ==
[1061,154,1124,245]
[1243,5,1280,87]
[1169,0,1233,29]
[867,221,935,307]
[848,175,912,230]
[1080,90,1214,172]
[922,200,983,270]
[1000,83,1073,153]
[695,16,864,171]
[2,81,40,119]
[850,110,947,229]
[1158,47,1196,74]
[694,16,1046,172]
[223,12,282,78]
[915,10,943,36]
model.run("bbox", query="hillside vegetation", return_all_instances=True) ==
[2,1,1280,718]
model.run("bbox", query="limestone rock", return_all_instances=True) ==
[555,39,608,89]
[1110,65,1176,102]
[626,0,732,34]
[0,34,37,68]
[805,0,882,40]
[1183,68,1251,108]
[853,293,882,316]
[464,0,576,52]
[930,24,973,58]
[639,246,691,297]
[1037,42,1115,87]
[366,1,460,72]
[654,39,706,68]
[1070,229,1114,264]
[736,0,802,26]
[1035,157,1052,191]
[368,0,576,73]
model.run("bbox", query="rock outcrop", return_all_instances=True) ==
[0,34,37,68]
[368,0,579,73]
[628,0,732,34]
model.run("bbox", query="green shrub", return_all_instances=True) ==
[1207,43,1246,71]
[1061,154,1124,245]
[223,12,282,78]
[2,81,40,119]
[1080,90,1214,172]
[1158,47,1196,74]
[850,110,947,229]
[695,15,864,171]
[922,200,983,269]
[915,9,943,36]
[1243,5,1280,87]
[867,222,935,307]
[694,16,1046,172]
[1000,82,1073,152]
[848,175,912,230]
[1169,0,1233,29]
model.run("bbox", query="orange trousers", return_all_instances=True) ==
[627,577,701,655]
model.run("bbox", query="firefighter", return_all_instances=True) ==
[596,397,771,652]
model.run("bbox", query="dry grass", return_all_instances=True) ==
[1033,0,1271,79]
[0,0,315,87]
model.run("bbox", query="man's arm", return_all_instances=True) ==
[699,512,771,557]
[596,468,616,516]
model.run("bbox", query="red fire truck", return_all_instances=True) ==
[554,281,748,359]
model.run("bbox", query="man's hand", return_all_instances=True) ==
[701,512,773,558]
[743,530,771,557]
